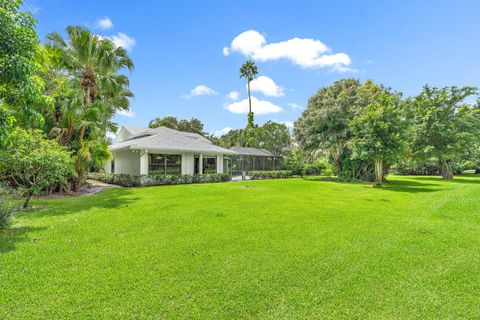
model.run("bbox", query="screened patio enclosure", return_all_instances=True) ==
[227,147,283,176]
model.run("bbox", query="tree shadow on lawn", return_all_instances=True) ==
[303,176,442,193]
[412,175,480,185]
[0,225,47,254]
[379,179,442,193]
[24,188,139,219]
[1,188,139,254]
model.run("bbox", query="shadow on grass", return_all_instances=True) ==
[379,179,441,193]
[0,225,47,254]
[412,175,480,185]
[0,189,139,254]
[24,188,139,219]
[303,175,443,193]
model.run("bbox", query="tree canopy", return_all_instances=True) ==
[215,121,291,155]
[407,85,479,179]
[0,0,51,128]
[349,93,406,184]
[148,116,205,135]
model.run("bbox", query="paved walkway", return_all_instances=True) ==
[80,179,120,196]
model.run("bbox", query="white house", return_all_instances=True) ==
[103,126,237,175]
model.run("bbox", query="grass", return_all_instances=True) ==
[1,175,480,319]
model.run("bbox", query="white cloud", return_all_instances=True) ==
[116,109,134,117]
[224,96,283,115]
[96,17,113,30]
[222,47,230,56]
[227,91,240,101]
[249,76,284,97]
[213,127,233,137]
[182,85,217,99]
[111,32,136,51]
[225,30,353,71]
[288,102,304,110]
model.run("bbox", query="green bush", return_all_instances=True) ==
[88,173,232,187]
[249,170,293,180]
[0,128,73,208]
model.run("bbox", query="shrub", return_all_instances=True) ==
[249,170,293,180]
[0,128,73,208]
[304,158,335,176]
[88,173,232,187]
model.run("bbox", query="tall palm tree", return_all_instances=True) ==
[45,26,134,188]
[46,26,134,109]
[239,60,258,127]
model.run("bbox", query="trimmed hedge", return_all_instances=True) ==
[88,173,231,187]
[249,170,293,180]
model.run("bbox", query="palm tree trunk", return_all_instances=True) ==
[247,80,252,114]
[374,158,383,184]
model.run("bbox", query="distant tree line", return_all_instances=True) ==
[294,79,480,183]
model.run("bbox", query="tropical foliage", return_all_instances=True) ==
[295,79,387,181]
[0,0,51,132]
[0,128,73,207]
[44,26,134,187]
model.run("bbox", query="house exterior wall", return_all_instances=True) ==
[182,153,195,175]
[216,154,223,174]
[113,150,141,175]
[107,149,228,176]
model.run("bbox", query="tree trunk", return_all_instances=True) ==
[247,80,252,114]
[374,158,383,184]
[23,192,33,208]
[440,160,453,180]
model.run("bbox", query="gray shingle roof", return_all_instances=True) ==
[110,126,237,155]
[229,146,281,157]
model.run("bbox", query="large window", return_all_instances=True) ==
[203,157,217,174]
[149,154,181,174]
[166,155,181,174]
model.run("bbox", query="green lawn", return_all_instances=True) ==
[1,176,480,319]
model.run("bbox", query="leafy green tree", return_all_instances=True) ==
[216,121,291,155]
[294,79,384,180]
[350,93,406,185]
[149,116,179,129]
[0,0,52,128]
[255,121,291,155]
[240,60,258,127]
[0,107,14,143]
[149,116,205,135]
[0,128,73,208]
[408,85,479,179]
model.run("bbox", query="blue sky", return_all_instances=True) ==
[26,0,480,136]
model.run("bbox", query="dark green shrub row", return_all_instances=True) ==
[248,170,293,180]
[88,173,231,187]
[283,155,334,176]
